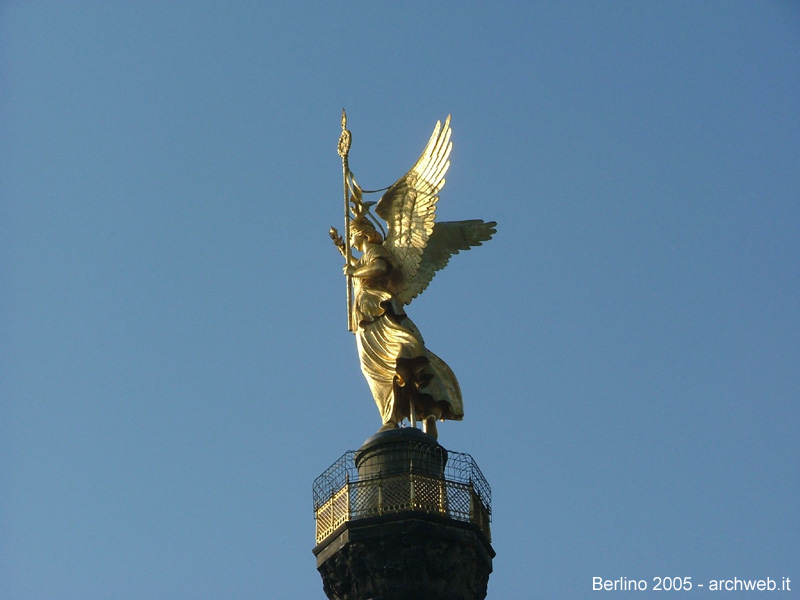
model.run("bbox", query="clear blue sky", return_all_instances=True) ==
[2,2,798,598]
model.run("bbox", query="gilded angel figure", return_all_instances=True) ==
[331,115,495,439]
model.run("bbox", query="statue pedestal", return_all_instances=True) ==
[355,427,447,480]
[313,428,494,600]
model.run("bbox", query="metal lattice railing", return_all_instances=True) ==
[313,443,491,545]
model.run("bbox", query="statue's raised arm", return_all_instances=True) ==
[331,114,496,439]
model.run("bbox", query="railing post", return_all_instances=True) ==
[345,473,351,521]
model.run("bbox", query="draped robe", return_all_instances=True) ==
[352,243,463,427]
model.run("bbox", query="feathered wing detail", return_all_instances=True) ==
[397,220,497,304]
[375,116,453,292]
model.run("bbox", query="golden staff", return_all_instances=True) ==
[337,109,354,331]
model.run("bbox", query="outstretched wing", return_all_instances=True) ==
[397,220,497,304]
[375,116,452,294]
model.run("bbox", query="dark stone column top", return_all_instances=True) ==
[315,512,494,600]
[358,426,442,451]
[314,428,494,600]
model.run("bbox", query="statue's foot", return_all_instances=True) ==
[422,416,438,440]
[378,422,398,432]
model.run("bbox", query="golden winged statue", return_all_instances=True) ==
[331,114,496,439]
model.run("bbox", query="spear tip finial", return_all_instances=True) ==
[338,109,352,159]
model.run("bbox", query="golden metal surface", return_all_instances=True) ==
[337,109,354,331]
[332,114,496,436]
[314,472,491,545]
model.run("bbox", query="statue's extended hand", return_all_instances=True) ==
[329,227,347,258]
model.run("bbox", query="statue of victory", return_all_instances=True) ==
[330,112,496,439]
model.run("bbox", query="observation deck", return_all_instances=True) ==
[313,428,491,545]
[312,427,494,600]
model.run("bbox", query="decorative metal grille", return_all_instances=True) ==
[313,442,491,544]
